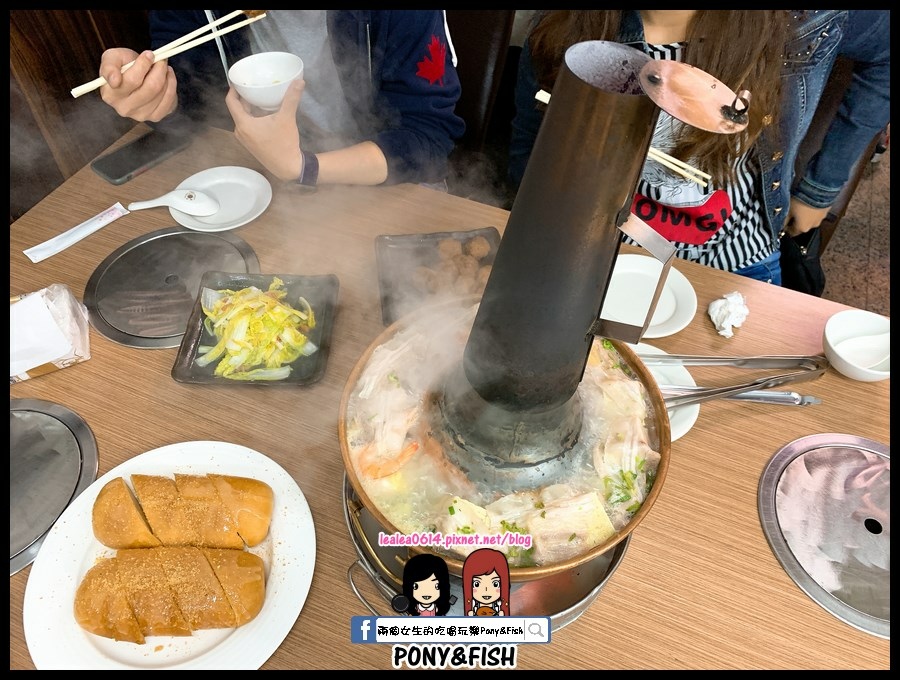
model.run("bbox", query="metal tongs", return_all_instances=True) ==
[657,384,821,407]
[634,352,830,409]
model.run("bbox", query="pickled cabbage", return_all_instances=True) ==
[195,277,317,380]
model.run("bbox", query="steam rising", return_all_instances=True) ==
[342,302,662,568]
[379,229,497,326]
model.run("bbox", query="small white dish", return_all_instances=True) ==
[601,254,698,338]
[228,52,304,112]
[170,167,272,232]
[630,342,700,442]
[23,441,314,670]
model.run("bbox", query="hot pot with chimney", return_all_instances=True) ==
[339,40,749,624]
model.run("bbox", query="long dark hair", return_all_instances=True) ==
[401,553,452,616]
[527,10,792,185]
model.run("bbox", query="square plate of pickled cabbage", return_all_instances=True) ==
[172,271,339,385]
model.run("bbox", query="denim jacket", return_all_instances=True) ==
[510,10,890,242]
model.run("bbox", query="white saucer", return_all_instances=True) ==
[601,254,697,338]
[170,166,272,232]
[630,342,700,442]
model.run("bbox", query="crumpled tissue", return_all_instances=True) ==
[708,291,749,338]
[10,284,91,383]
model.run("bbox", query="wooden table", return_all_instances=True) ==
[10,125,890,670]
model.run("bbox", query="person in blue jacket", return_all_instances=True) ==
[507,10,890,285]
[98,10,465,188]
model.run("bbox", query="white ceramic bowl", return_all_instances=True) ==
[228,52,304,112]
[822,309,890,382]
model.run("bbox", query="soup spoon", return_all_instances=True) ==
[128,189,219,216]
[833,331,890,369]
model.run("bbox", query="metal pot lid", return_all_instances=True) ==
[10,399,98,576]
[638,59,750,134]
[83,226,259,348]
[758,433,890,639]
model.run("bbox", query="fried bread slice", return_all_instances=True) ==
[208,475,274,547]
[203,548,266,626]
[115,548,192,637]
[130,474,201,546]
[155,546,236,630]
[174,474,244,549]
[91,477,161,549]
[74,556,145,644]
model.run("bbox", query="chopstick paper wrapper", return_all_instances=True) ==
[10,284,91,384]
[23,203,129,263]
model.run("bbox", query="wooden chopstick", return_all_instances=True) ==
[647,147,711,179]
[152,10,248,58]
[70,11,266,98]
[153,12,266,62]
[646,148,710,186]
[71,10,244,98]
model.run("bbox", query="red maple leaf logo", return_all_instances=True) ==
[416,35,447,85]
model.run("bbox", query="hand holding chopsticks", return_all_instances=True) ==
[71,10,267,98]
[534,88,712,187]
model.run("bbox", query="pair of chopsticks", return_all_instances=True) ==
[645,147,710,187]
[534,89,712,187]
[71,10,267,98]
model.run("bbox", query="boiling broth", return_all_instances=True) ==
[344,303,661,568]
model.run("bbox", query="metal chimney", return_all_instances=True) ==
[434,41,748,493]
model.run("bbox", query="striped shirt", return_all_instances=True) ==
[623,42,773,271]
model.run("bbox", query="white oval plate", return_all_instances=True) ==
[23,441,315,670]
[631,342,700,442]
[601,254,698,338]
[170,167,272,232]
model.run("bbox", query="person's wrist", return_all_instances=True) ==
[298,150,319,186]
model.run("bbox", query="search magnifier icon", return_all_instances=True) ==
[528,622,543,636]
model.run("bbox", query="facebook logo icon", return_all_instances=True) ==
[350,616,378,643]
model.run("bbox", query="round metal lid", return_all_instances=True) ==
[10,399,99,576]
[758,433,890,639]
[639,59,750,134]
[83,226,259,348]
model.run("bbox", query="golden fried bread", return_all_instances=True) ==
[203,548,267,626]
[74,557,145,644]
[80,473,273,644]
[92,474,273,549]
[174,474,244,549]
[73,547,266,643]
[155,546,236,630]
[130,474,202,546]
[91,477,161,549]
[209,474,274,547]
[115,548,193,637]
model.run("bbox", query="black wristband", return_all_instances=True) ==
[298,150,319,186]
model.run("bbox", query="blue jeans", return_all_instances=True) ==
[733,250,782,285]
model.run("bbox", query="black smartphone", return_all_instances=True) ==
[91,128,192,185]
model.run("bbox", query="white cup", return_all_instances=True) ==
[228,52,304,112]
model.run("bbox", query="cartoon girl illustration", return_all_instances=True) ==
[399,553,452,616]
[463,548,510,617]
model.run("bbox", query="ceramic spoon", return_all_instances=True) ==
[127,189,219,216]
[833,331,890,369]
